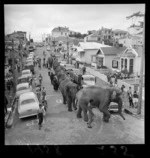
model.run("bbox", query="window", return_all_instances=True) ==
[115,33,118,36]
[125,59,127,69]
[21,98,35,105]
[61,32,63,35]
[112,60,118,68]
[17,86,28,91]
[121,58,124,69]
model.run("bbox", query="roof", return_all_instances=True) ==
[22,69,31,73]
[17,82,29,89]
[76,47,84,52]
[133,46,142,57]
[18,74,29,79]
[19,92,36,101]
[113,29,128,34]
[78,42,111,50]
[52,27,69,32]
[101,46,127,56]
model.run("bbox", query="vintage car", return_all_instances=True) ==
[22,69,32,78]
[17,74,30,84]
[16,82,32,98]
[108,102,124,112]
[24,63,34,74]
[18,92,39,119]
[29,46,34,52]
[82,74,96,88]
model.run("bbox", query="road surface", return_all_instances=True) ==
[5,46,144,145]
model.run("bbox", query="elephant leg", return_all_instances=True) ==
[83,109,88,122]
[67,97,73,112]
[87,107,94,128]
[102,110,111,122]
[77,105,82,118]
[73,98,77,110]
[63,95,67,104]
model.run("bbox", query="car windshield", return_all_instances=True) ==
[21,98,35,105]
[17,86,28,91]
[83,77,95,81]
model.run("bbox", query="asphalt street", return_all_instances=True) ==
[5,46,144,145]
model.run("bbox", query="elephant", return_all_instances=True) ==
[51,76,59,91]
[48,56,54,68]
[76,86,125,128]
[65,82,80,111]
[55,65,65,76]
[59,78,71,105]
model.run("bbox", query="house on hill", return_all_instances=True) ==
[119,46,143,76]
[52,26,69,38]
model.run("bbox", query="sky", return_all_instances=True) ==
[4,4,145,42]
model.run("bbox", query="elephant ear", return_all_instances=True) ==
[111,90,117,100]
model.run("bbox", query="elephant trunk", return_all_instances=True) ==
[119,113,125,120]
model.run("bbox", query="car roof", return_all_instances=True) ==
[19,92,36,101]
[18,74,29,79]
[17,82,29,89]
[82,75,95,78]
[22,69,30,72]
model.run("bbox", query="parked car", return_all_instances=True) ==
[82,75,96,88]
[108,102,124,112]
[18,92,39,119]
[22,69,32,78]
[16,82,32,98]
[17,75,30,84]
[29,46,34,52]
[24,62,34,74]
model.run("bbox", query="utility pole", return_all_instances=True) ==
[11,39,16,93]
[67,36,69,64]
[126,11,145,115]
[137,13,145,115]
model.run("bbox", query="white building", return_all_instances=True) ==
[74,42,111,64]
[112,29,128,40]
[119,46,143,76]
[84,33,101,42]
[52,27,69,38]
[118,34,143,47]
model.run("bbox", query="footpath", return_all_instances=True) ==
[79,65,144,120]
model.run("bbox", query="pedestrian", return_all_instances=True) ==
[36,86,41,101]
[37,103,45,130]
[29,77,32,87]
[121,85,125,92]
[82,64,86,75]
[41,87,46,101]
[4,95,8,115]
[48,68,51,77]
[133,91,139,108]
[127,87,134,108]
[39,74,43,85]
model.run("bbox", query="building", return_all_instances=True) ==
[118,46,143,76]
[112,29,128,40]
[5,31,27,43]
[52,26,69,38]
[91,46,127,69]
[118,34,143,47]
[84,33,101,42]
[74,42,111,64]
[87,30,97,35]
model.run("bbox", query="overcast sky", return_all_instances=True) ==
[4,4,145,41]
